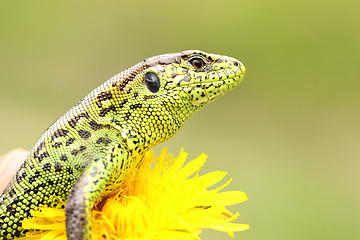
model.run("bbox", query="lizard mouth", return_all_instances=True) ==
[179,65,246,106]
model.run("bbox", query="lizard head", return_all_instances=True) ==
[140,50,245,123]
[106,50,245,149]
[142,50,245,108]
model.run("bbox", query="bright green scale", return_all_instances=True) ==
[0,50,245,239]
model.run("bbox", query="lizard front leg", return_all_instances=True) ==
[65,144,130,240]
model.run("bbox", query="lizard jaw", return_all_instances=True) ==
[176,61,246,106]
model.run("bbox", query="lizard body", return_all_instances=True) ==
[0,50,245,239]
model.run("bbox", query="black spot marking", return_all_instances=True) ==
[36,141,45,152]
[89,120,105,131]
[99,105,116,117]
[124,112,131,121]
[7,205,16,215]
[9,189,15,197]
[67,167,73,174]
[38,152,50,162]
[71,149,79,156]
[68,119,77,128]
[52,142,62,149]
[120,157,124,169]
[43,163,52,172]
[81,163,87,170]
[119,73,136,91]
[66,138,75,146]
[60,154,68,161]
[78,130,91,139]
[134,92,138,98]
[14,230,22,238]
[51,129,69,141]
[28,175,35,184]
[55,163,62,171]
[204,82,213,88]
[119,99,128,108]
[33,141,46,159]
[96,137,111,146]
[71,146,87,156]
[68,112,90,128]
[127,88,132,94]
[97,91,113,101]
[144,95,157,100]
[16,171,22,182]
[96,101,102,108]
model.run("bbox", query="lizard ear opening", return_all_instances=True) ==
[144,72,160,93]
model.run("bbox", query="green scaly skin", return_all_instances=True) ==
[0,50,245,239]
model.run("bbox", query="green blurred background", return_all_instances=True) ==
[1,0,359,239]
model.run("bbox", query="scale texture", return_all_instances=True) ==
[0,50,245,239]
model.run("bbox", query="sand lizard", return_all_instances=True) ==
[0,50,245,239]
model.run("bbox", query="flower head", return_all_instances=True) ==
[22,148,248,239]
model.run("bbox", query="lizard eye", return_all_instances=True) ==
[190,58,205,70]
[144,72,160,93]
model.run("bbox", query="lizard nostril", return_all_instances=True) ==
[233,61,240,67]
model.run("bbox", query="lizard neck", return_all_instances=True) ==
[108,100,197,154]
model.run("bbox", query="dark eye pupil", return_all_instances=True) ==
[144,72,160,93]
[191,58,204,69]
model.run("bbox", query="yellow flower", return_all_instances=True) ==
[21,148,249,240]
